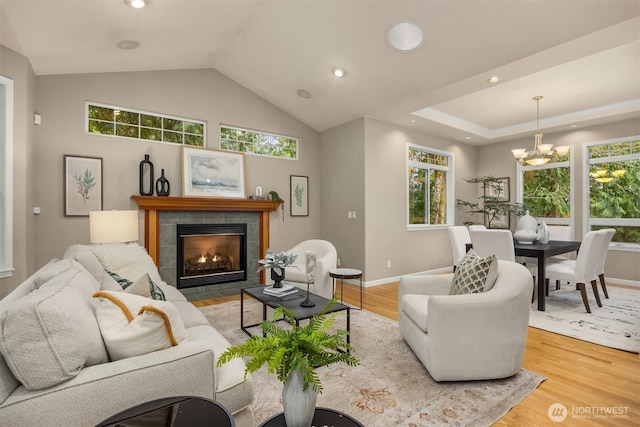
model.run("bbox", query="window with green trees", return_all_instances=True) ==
[86,103,205,146]
[220,125,298,159]
[521,150,572,223]
[407,144,453,227]
[586,137,640,246]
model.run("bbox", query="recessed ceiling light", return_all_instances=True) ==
[332,68,346,78]
[296,89,312,99]
[125,0,147,8]
[465,136,472,140]
[385,22,425,53]
[569,124,578,128]
[409,119,417,124]
[117,40,140,50]
[487,76,502,84]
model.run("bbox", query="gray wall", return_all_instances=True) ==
[0,46,36,299]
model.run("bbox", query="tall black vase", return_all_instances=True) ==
[155,168,170,196]
[271,269,285,288]
[139,154,154,196]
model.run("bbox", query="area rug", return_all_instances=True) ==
[529,285,640,353]
[200,300,545,427]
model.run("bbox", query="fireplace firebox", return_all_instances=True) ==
[176,223,247,289]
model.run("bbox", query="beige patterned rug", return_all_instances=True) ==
[200,300,545,427]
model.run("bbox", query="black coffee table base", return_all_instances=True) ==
[258,407,364,427]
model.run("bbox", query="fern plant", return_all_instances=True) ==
[217,300,360,393]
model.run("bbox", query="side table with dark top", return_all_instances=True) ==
[95,396,235,427]
[258,407,364,427]
[330,268,363,310]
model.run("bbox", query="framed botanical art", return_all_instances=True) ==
[181,146,246,198]
[290,175,309,216]
[484,177,510,202]
[64,155,103,217]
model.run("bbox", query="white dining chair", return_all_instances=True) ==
[544,230,606,313]
[448,226,471,271]
[547,225,574,260]
[470,229,515,262]
[594,228,616,299]
[468,225,487,232]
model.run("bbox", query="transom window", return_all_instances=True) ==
[220,125,298,160]
[407,144,454,228]
[86,102,205,146]
[584,136,640,248]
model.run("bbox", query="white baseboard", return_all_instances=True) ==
[351,266,452,288]
[608,277,640,287]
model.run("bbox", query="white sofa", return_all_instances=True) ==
[398,260,531,382]
[281,239,337,299]
[0,243,254,427]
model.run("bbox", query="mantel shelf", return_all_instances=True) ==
[131,195,282,212]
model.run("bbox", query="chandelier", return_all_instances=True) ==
[512,96,569,166]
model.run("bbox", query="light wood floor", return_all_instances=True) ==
[195,282,640,426]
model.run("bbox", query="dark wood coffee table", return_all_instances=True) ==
[241,286,351,347]
[95,396,234,427]
[258,407,364,427]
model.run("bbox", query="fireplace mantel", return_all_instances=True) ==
[131,196,282,274]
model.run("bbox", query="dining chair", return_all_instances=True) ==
[468,225,487,231]
[544,230,606,313]
[469,229,515,262]
[448,226,471,271]
[594,228,616,299]
[547,225,573,260]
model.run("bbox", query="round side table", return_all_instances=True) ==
[258,407,364,427]
[330,268,363,309]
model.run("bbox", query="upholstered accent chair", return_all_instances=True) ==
[282,239,337,299]
[398,260,532,382]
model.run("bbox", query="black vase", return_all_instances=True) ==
[271,268,285,288]
[139,154,154,196]
[155,168,170,196]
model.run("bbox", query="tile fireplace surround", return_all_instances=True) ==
[132,196,281,300]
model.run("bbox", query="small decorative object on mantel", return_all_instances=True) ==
[248,186,269,200]
[139,154,154,196]
[257,249,298,288]
[217,301,360,427]
[268,190,285,221]
[155,168,170,196]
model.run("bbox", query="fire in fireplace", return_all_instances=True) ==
[176,223,247,288]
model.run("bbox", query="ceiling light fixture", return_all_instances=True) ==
[116,40,140,50]
[512,96,556,166]
[487,76,502,84]
[126,0,147,8]
[296,89,312,99]
[332,68,346,78]
[385,22,425,52]
[409,119,417,124]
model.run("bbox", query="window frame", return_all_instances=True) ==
[0,75,14,278]
[406,143,454,230]
[219,124,299,160]
[516,149,575,229]
[85,102,207,147]
[582,135,640,252]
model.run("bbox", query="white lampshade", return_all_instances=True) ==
[90,210,139,243]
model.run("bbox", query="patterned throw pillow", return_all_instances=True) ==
[105,269,166,301]
[449,250,498,295]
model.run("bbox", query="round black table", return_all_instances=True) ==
[258,407,364,427]
[96,396,235,427]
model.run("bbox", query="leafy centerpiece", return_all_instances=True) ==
[217,301,359,427]
[258,249,298,288]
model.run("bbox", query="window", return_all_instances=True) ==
[220,125,298,160]
[585,136,640,249]
[407,144,454,228]
[86,102,205,146]
[0,76,14,278]
[518,149,573,226]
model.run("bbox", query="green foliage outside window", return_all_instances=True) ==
[408,147,450,225]
[220,126,298,159]
[523,165,571,218]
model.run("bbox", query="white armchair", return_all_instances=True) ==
[398,260,531,382]
[282,239,337,299]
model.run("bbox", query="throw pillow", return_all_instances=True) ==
[449,250,498,295]
[92,291,187,361]
[106,270,166,301]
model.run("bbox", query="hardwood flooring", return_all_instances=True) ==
[195,282,640,426]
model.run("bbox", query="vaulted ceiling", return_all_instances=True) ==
[1,0,638,144]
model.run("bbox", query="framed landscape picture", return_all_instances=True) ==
[64,155,103,217]
[290,175,309,216]
[181,146,246,198]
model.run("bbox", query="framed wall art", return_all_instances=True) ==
[64,155,103,217]
[290,175,309,216]
[181,146,246,198]
[484,177,510,202]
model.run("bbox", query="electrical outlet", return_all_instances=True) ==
[386,260,391,268]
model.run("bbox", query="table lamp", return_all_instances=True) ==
[89,209,139,243]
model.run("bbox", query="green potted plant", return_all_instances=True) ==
[217,301,360,427]
[258,249,298,288]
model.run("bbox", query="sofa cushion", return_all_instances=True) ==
[0,263,109,390]
[172,301,210,328]
[93,291,188,361]
[449,250,498,295]
[63,244,118,290]
[107,271,167,301]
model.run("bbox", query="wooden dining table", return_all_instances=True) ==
[514,240,581,311]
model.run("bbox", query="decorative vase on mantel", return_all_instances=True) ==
[271,269,285,288]
[282,370,317,427]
